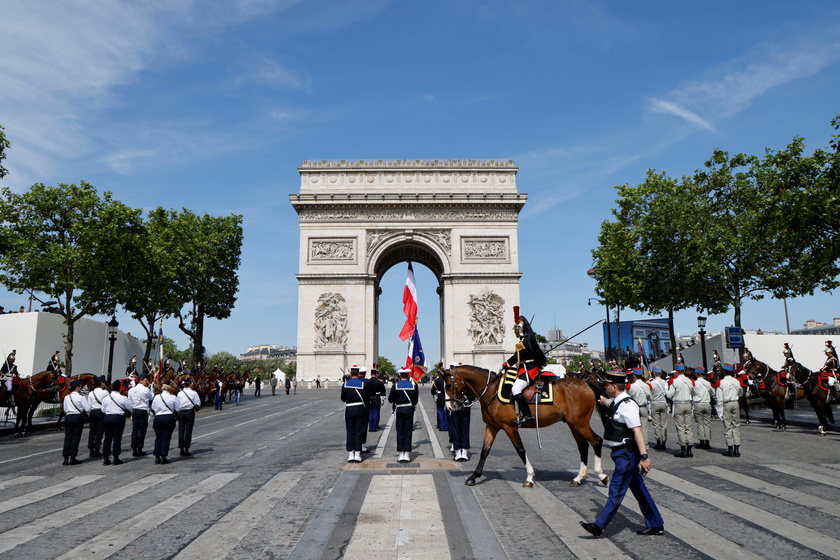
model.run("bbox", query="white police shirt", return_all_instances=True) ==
[63,392,91,416]
[178,387,201,410]
[87,387,109,411]
[151,392,181,416]
[127,383,154,411]
[101,391,133,415]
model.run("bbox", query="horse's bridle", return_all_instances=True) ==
[445,366,494,409]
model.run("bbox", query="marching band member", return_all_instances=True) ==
[389,367,419,462]
[86,376,109,458]
[101,380,133,465]
[127,373,154,457]
[177,378,201,456]
[151,383,181,464]
[61,380,90,465]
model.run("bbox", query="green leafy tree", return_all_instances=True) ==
[206,351,241,373]
[117,208,182,366]
[152,208,243,366]
[377,356,397,381]
[0,124,10,179]
[0,182,142,375]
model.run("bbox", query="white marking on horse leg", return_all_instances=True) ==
[523,455,535,486]
[572,461,588,485]
[593,454,608,483]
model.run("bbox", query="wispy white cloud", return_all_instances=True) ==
[648,24,840,131]
[648,98,716,132]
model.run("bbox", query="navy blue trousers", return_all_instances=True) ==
[62,414,84,458]
[395,410,414,452]
[595,447,664,530]
[153,414,176,458]
[103,414,126,458]
[87,409,105,452]
[448,410,470,449]
[436,404,449,431]
[131,410,148,450]
[345,409,366,451]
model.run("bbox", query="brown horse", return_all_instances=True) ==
[742,351,794,430]
[443,364,608,488]
[8,371,61,437]
[56,373,98,430]
[787,361,835,436]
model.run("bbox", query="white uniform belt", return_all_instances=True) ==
[346,402,364,406]
[673,400,691,404]
[396,403,413,407]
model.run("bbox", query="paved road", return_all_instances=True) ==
[1,388,839,559]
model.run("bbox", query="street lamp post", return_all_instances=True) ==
[107,316,119,383]
[588,298,612,362]
[697,316,708,372]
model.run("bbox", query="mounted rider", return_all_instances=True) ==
[820,340,838,401]
[502,306,547,426]
[47,351,62,374]
[0,349,18,401]
[780,343,797,398]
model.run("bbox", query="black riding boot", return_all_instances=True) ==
[723,446,734,457]
[733,445,740,457]
[513,393,533,425]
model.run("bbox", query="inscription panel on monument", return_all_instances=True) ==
[461,237,509,262]
[308,238,357,264]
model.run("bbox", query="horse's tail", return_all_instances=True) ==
[586,380,608,427]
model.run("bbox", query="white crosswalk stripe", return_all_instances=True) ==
[172,471,303,560]
[2,461,839,559]
[694,464,840,516]
[0,475,102,515]
[56,473,240,560]
[0,474,177,555]
[649,469,840,558]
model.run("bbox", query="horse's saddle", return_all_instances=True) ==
[56,375,67,392]
[497,370,554,404]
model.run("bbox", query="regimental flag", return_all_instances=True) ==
[405,326,428,382]
[399,262,418,341]
[156,320,165,377]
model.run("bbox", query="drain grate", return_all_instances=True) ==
[385,462,421,468]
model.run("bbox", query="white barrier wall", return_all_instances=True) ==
[0,312,144,377]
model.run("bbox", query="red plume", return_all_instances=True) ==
[513,306,520,323]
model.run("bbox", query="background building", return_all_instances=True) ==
[240,344,297,362]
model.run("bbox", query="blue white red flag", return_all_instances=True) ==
[399,262,418,341]
[405,326,428,382]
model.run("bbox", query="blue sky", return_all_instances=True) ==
[1,1,839,366]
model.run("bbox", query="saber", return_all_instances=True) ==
[543,319,603,354]
[535,383,542,449]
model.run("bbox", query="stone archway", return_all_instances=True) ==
[290,159,526,380]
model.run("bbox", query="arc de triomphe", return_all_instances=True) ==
[290,159,526,379]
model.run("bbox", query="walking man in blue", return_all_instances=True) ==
[581,368,664,538]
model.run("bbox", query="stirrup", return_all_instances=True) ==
[516,415,534,426]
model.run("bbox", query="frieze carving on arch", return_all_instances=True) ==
[299,208,518,222]
[309,239,356,261]
[314,292,348,348]
[366,229,451,256]
[462,238,508,261]
[467,289,506,346]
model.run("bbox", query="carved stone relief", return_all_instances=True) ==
[467,289,506,346]
[314,292,349,348]
[462,238,508,260]
[366,229,451,256]
[309,239,356,261]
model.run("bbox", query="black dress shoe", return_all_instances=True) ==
[155,456,162,464]
[580,521,602,537]
[637,526,664,536]
[160,457,170,464]
[113,457,124,465]
[103,457,112,465]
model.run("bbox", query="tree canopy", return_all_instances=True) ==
[0,125,10,179]
[592,116,840,347]
[0,181,142,375]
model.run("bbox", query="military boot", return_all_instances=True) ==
[675,446,688,458]
[723,446,734,457]
[513,393,534,425]
[686,445,693,458]
[733,445,741,457]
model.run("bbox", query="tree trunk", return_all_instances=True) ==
[191,302,205,367]
[63,291,74,377]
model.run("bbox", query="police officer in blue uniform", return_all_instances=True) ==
[368,365,386,432]
[86,375,108,458]
[389,367,419,462]
[581,368,664,538]
[341,365,370,463]
[62,379,90,465]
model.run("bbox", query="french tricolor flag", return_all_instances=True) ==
[399,262,418,341]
